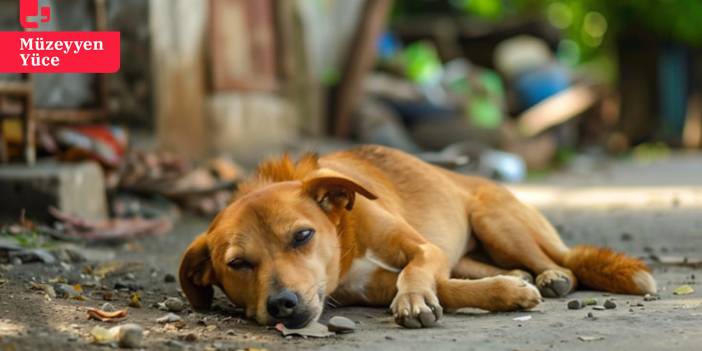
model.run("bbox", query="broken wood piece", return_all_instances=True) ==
[517,85,598,138]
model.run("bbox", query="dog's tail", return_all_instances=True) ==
[561,245,656,295]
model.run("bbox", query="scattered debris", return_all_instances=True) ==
[129,292,142,308]
[643,294,661,301]
[673,285,694,295]
[567,299,583,310]
[327,316,356,333]
[50,207,172,241]
[578,335,605,342]
[114,281,143,291]
[90,323,143,348]
[157,313,183,324]
[30,282,56,299]
[275,321,334,338]
[118,152,241,215]
[87,307,129,322]
[54,283,83,299]
[513,315,532,321]
[91,261,143,279]
[604,299,617,309]
[592,305,606,311]
[10,248,57,264]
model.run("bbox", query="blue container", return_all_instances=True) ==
[514,65,570,109]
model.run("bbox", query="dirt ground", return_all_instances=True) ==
[1,155,701,351]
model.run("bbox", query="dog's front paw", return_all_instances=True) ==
[487,276,542,312]
[390,290,443,328]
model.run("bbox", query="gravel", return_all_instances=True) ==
[567,300,583,310]
[604,299,617,309]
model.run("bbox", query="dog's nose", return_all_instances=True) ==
[267,289,299,319]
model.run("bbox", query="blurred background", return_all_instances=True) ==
[1,2,702,349]
[1,0,702,236]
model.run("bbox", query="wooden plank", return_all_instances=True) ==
[0,81,32,95]
[517,85,598,138]
[333,0,393,137]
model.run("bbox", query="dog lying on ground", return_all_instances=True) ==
[179,145,656,329]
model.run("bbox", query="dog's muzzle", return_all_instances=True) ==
[266,289,313,328]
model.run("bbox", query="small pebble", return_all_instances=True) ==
[582,298,597,306]
[11,257,22,265]
[100,303,117,312]
[226,329,235,335]
[157,313,183,324]
[164,340,186,349]
[183,333,198,342]
[164,274,176,283]
[604,299,617,309]
[114,281,142,291]
[327,316,356,333]
[567,300,583,310]
[592,305,605,311]
[116,323,143,349]
[164,297,185,312]
[587,312,594,319]
[54,284,80,298]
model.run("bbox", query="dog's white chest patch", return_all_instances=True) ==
[340,250,400,295]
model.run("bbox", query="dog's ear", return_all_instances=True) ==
[303,171,378,213]
[179,233,215,310]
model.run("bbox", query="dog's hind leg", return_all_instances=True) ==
[452,256,533,283]
[467,184,577,297]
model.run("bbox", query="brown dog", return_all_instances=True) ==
[179,145,656,329]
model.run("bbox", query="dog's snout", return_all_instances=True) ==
[267,289,299,319]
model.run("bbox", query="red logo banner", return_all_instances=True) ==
[2,0,121,73]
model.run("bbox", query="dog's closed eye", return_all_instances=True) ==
[292,228,315,248]
[228,258,254,270]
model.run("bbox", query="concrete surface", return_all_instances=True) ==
[0,154,701,350]
[0,161,107,221]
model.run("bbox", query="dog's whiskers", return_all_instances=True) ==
[325,295,342,309]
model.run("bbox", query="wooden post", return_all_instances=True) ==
[333,0,393,138]
[150,0,208,158]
